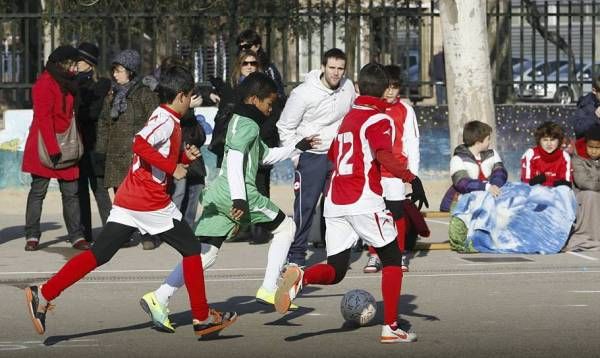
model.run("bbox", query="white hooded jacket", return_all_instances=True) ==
[277,69,356,154]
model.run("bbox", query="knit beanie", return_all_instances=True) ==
[48,45,79,64]
[77,42,99,66]
[112,49,141,74]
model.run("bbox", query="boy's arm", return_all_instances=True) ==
[260,136,317,165]
[573,155,600,191]
[132,115,177,175]
[277,89,307,148]
[488,150,508,187]
[450,156,487,193]
[225,117,257,202]
[226,149,246,201]
[367,118,415,182]
[402,104,420,175]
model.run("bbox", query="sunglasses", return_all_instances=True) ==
[242,61,258,66]
[239,43,254,50]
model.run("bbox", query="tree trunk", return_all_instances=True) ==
[439,0,496,150]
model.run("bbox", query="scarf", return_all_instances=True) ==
[45,61,78,113]
[110,79,137,119]
[232,102,267,126]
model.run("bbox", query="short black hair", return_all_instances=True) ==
[585,123,600,142]
[534,121,564,144]
[236,29,262,46]
[157,65,194,104]
[463,120,492,147]
[357,63,389,97]
[322,48,347,67]
[236,72,277,101]
[384,64,403,88]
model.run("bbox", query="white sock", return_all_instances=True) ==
[153,243,220,306]
[261,217,296,292]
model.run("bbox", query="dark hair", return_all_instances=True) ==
[534,121,564,144]
[593,75,600,92]
[322,48,347,67]
[585,123,600,142]
[111,63,135,81]
[236,29,262,47]
[463,120,492,147]
[230,50,262,87]
[357,63,389,97]
[236,72,277,102]
[384,64,403,88]
[157,65,194,104]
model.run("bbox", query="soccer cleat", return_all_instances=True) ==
[363,255,382,273]
[25,286,53,335]
[380,322,418,343]
[193,309,238,337]
[255,286,298,311]
[274,264,303,314]
[401,254,409,272]
[139,292,175,333]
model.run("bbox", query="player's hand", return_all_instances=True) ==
[488,184,502,197]
[409,176,429,210]
[173,163,188,180]
[184,143,201,161]
[190,94,203,108]
[230,199,247,220]
[210,93,221,104]
[296,135,321,151]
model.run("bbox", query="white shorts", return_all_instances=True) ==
[107,202,183,235]
[325,210,397,257]
[381,177,407,200]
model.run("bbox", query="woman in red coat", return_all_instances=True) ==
[21,45,90,251]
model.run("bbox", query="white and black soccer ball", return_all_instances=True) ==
[340,289,377,326]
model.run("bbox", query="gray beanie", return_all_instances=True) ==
[112,49,141,74]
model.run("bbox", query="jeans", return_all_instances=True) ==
[171,178,204,227]
[25,174,84,243]
[78,152,112,241]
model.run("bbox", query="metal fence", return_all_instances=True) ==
[0,0,599,109]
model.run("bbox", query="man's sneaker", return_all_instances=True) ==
[401,254,409,272]
[274,264,303,314]
[139,292,174,333]
[25,286,53,335]
[380,322,418,343]
[363,255,382,273]
[255,286,298,310]
[193,309,238,337]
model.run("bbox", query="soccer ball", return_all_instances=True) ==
[340,289,377,326]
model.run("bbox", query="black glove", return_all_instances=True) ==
[553,179,572,188]
[409,176,429,210]
[50,153,62,167]
[232,199,247,212]
[529,174,546,186]
[295,137,313,151]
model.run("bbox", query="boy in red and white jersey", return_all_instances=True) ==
[24,65,236,338]
[274,63,427,343]
[363,64,427,273]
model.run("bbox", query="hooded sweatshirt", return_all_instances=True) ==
[277,69,356,154]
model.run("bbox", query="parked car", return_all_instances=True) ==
[516,60,571,102]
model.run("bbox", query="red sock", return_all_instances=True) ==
[381,265,403,325]
[41,250,97,301]
[395,217,407,252]
[182,255,209,321]
[367,245,377,255]
[302,264,336,286]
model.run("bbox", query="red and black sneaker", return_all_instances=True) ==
[25,286,53,335]
[193,309,237,337]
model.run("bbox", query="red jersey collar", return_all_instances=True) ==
[160,104,183,119]
[354,95,389,113]
[536,145,562,162]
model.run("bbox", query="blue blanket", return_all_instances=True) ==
[451,182,577,254]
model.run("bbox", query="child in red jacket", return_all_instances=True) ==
[521,121,572,187]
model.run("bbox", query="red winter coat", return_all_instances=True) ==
[22,71,80,180]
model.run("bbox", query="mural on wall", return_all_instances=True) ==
[0,105,579,190]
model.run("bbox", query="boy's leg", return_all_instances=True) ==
[257,211,293,292]
[158,219,236,336]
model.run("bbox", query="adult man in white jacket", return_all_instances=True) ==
[277,48,356,266]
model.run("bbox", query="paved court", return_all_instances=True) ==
[1,191,600,357]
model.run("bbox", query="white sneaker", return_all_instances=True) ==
[401,254,409,272]
[363,255,382,273]
[274,264,303,314]
[380,323,417,343]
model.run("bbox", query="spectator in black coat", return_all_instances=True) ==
[573,76,600,139]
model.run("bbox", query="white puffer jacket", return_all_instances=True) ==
[277,69,356,154]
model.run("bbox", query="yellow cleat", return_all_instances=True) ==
[140,292,175,333]
[255,286,298,311]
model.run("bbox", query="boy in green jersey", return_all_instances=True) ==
[140,72,319,332]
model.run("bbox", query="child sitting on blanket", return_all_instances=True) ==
[440,120,508,212]
[521,121,572,188]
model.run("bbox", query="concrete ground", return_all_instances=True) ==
[1,188,599,357]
